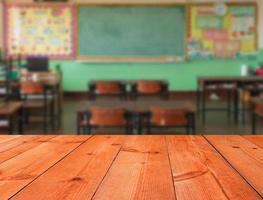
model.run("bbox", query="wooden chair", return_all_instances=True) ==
[88,81,126,100]
[146,107,195,134]
[131,80,169,100]
[20,80,55,132]
[77,107,131,134]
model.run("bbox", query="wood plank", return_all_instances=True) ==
[0,135,91,199]
[205,135,263,197]
[166,135,261,200]
[12,135,125,200]
[93,135,175,200]
[242,135,263,148]
[0,135,21,143]
[0,135,56,164]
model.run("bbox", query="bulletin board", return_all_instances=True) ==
[188,3,258,60]
[5,4,76,59]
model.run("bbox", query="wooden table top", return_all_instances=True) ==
[0,101,23,115]
[198,76,263,87]
[0,135,262,200]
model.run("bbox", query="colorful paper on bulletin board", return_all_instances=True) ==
[196,16,223,29]
[5,4,76,58]
[188,4,257,60]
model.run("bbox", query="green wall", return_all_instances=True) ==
[51,49,263,92]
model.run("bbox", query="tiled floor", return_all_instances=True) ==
[19,96,263,134]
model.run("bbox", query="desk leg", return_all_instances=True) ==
[202,89,206,124]
[18,108,23,134]
[191,113,196,134]
[196,89,200,118]
[252,112,256,134]
[227,90,231,119]
[8,115,13,134]
[233,90,239,124]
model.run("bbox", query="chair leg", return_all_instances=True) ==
[8,116,13,134]
[233,90,239,124]
[186,125,190,135]
[87,126,91,134]
[50,100,56,131]
[252,113,256,134]
[191,114,196,134]
[196,90,200,118]
[43,101,48,133]
[202,90,206,124]
[227,90,231,119]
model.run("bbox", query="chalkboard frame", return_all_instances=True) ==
[76,2,188,62]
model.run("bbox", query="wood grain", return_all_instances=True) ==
[93,135,175,200]
[0,135,21,143]
[0,135,91,199]
[243,135,263,148]
[205,135,263,197]
[12,136,125,200]
[166,135,261,200]
[0,135,262,200]
[0,135,56,164]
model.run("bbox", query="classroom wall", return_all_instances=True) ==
[1,0,263,91]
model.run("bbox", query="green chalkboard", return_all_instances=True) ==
[78,5,186,59]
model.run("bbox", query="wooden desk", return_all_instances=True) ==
[0,101,23,134]
[77,100,196,134]
[197,76,263,124]
[0,135,262,199]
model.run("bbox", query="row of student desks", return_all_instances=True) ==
[0,135,262,199]
[77,100,196,134]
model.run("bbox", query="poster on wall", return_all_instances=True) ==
[5,4,76,59]
[188,4,257,60]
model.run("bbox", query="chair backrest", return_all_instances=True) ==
[20,80,44,94]
[149,107,187,126]
[137,80,162,94]
[95,81,121,94]
[89,107,126,126]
